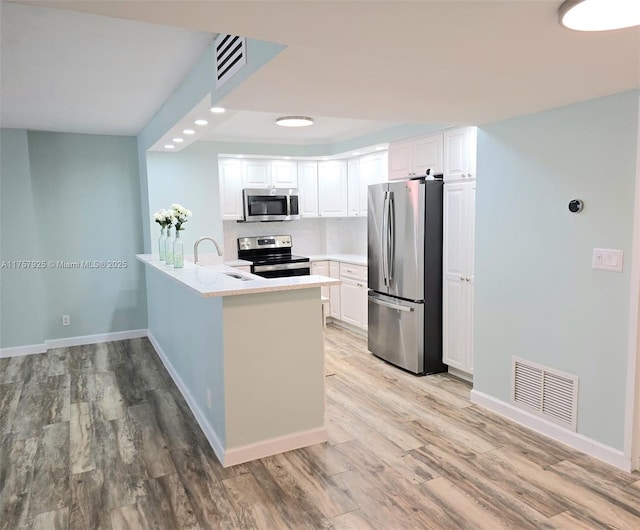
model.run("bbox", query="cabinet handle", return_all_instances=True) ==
[465,278,470,282]
[460,277,465,281]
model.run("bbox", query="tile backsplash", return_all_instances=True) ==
[222,216,367,258]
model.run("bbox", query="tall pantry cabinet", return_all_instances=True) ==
[442,127,477,377]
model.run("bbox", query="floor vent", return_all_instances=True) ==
[512,357,578,431]
[215,34,247,89]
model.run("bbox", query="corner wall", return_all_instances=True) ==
[474,91,639,453]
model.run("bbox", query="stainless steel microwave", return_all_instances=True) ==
[241,188,300,222]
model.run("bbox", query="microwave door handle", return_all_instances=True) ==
[286,195,291,217]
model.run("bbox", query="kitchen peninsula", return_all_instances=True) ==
[137,254,339,467]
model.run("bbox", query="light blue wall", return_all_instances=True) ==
[146,266,225,443]
[24,131,147,341]
[0,130,46,348]
[474,91,639,450]
[147,143,222,257]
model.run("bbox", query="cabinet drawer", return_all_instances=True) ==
[339,262,367,281]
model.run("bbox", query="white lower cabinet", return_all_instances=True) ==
[442,180,475,374]
[339,263,368,330]
[329,261,341,319]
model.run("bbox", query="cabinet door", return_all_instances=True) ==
[318,161,348,217]
[297,162,318,217]
[347,158,361,217]
[329,261,341,319]
[388,140,413,180]
[467,126,478,180]
[242,160,271,187]
[442,182,468,369]
[219,158,243,220]
[271,160,298,188]
[466,181,476,373]
[413,134,443,178]
[359,153,386,215]
[340,278,362,327]
[444,128,469,182]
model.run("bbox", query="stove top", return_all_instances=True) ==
[237,235,309,264]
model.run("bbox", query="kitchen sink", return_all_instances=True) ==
[222,272,253,281]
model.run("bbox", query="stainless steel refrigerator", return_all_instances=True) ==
[367,178,445,375]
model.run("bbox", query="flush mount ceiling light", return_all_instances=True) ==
[275,116,314,127]
[559,0,640,31]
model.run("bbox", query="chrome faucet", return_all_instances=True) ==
[193,236,223,264]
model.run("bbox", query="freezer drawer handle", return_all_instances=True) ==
[368,296,414,312]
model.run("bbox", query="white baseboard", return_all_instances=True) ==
[44,329,148,350]
[1,329,148,358]
[223,427,328,467]
[0,343,47,359]
[448,366,473,383]
[148,331,328,468]
[147,332,226,464]
[470,389,630,471]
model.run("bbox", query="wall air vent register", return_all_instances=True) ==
[512,357,579,431]
[215,34,247,89]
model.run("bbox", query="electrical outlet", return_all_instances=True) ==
[207,388,212,409]
[62,315,70,326]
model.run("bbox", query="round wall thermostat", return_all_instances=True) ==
[568,199,583,213]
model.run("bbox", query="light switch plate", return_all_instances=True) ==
[592,248,624,272]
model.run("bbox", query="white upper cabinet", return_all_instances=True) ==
[270,160,298,188]
[297,161,319,217]
[444,126,477,182]
[219,158,244,220]
[241,159,271,188]
[389,134,443,180]
[318,160,348,217]
[347,158,361,217]
[348,152,387,217]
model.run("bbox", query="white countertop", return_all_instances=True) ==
[308,254,367,266]
[137,254,339,298]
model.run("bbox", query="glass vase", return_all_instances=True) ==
[158,227,166,262]
[173,230,184,268]
[165,227,174,266]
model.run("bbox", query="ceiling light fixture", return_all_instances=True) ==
[194,119,208,126]
[275,116,314,127]
[183,129,195,135]
[164,144,175,149]
[559,0,640,31]
[210,106,226,114]
[173,138,184,143]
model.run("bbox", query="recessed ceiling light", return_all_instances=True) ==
[210,106,226,114]
[275,116,314,127]
[164,144,175,149]
[559,0,640,31]
[173,138,184,143]
[194,119,208,126]
[183,129,195,135]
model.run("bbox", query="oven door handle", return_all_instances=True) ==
[252,262,310,273]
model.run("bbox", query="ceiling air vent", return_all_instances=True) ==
[215,34,247,89]
[512,357,578,431]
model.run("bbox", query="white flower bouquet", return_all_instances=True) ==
[171,203,192,231]
[153,209,175,229]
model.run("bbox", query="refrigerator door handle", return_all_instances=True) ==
[388,191,395,283]
[368,295,414,313]
[382,191,389,286]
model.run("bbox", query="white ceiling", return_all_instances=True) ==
[2,0,639,141]
[0,2,214,135]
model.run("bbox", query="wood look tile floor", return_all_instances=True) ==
[1,325,639,529]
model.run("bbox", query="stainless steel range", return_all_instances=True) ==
[237,235,310,278]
